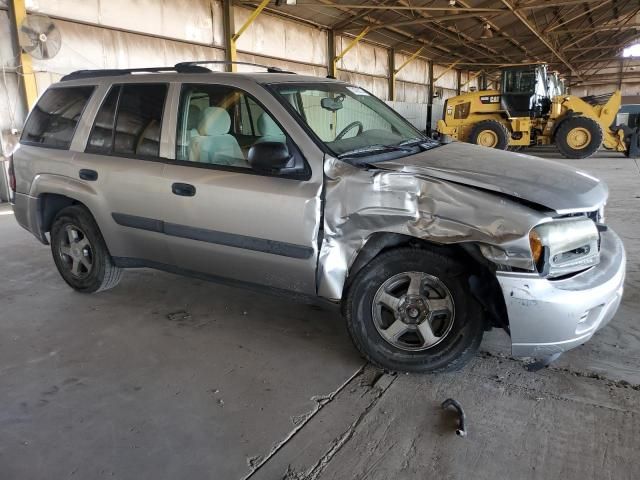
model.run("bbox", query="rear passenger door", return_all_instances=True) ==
[161,82,322,294]
[73,83,173,264]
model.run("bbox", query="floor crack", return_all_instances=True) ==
[289,371,397,480]
[242,364,367,480]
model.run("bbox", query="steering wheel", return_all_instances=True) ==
[335,121,363,141]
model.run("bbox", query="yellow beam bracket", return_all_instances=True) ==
[9,0,38,110]
[460,70,484,90]
[390,47,424,101]
[394,47,424,75]
[333,26,371,71]
[433,60,461,84]
[228,0,270,72]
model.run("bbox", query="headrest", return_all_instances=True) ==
[257,113,282,136]
[198,107,231,136]
[142,121,161,142]
[187,104,202,130]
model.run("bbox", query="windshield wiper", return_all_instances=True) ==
[398,137,427,146]
[399,137,439,147]
[337,143,414,159]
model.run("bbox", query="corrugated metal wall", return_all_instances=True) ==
[0,0,477,148]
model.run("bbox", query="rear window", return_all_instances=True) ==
[21,86,95,149]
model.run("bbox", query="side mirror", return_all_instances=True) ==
[247,141,294,173]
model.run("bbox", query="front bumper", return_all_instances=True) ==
[497,228,626,357]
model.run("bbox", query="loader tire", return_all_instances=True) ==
[468,120,510,150]
[556,116,603,159]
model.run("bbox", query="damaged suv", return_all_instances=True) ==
[9,62,626,372]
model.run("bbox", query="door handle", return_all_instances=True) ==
[79,169,98,181]
[172,182,196,197]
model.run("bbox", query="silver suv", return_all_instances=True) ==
[9,62,626,372]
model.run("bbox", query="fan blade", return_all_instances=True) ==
[41,42,50,59]
[21,25,38,36]
[46,23,56,35]
[32,42,43,59]
[22,42,38,54]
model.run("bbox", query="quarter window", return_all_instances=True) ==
[21,86,95,149]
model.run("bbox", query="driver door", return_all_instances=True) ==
[160,82,322,295]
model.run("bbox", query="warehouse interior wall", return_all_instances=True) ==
[0,0,485,153]
[1,0,638,161]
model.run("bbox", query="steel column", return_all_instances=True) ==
[391,47,424,102]
[222,0,236,72]
[327,29,336,78]
[8,0,38,110]
[225,0,270,72]
[388,48,395,101]
[426,61,434,135]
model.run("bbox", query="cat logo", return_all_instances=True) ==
[480,95,500,104]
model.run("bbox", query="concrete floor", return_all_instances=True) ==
[1,148,639,479]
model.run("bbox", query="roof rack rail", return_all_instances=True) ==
[60,64,210,81]
[60,60,295,82]
[174,60,296,74]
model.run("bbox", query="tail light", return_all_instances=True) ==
[8,155,16,192]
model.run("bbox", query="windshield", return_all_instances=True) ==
[270,82,435,159]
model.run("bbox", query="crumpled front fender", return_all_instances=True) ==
[317,157,550,300]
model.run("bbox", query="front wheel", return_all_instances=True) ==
[468,120,510,150]
[344,247,484,373]
[50,205,123,293]
[555,116,603,159]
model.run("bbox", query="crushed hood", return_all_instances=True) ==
[378,142,608,213]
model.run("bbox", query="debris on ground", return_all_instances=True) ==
[441,398,467,437]
[167,311,191,322]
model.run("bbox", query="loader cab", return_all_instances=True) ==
[500,65,550,118]
[547,71,565,97]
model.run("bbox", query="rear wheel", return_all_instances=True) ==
[555,116,603,159]
[50,205,123,293]
[468,120,510,150]
[344,247,484,373]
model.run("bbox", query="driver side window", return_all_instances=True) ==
[176,84,287,169]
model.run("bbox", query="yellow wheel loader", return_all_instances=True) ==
[437,64,628,159]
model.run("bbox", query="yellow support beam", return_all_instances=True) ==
[460,70,484,91]
[333,26,370,71]
[232,0,270,42]
[227,0,270,72]
[390,47,424,102]
[394,47,424,75]
[433,60,461,84]
[9,0,38,110]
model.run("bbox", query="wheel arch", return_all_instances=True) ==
[344,232,509,330]
[29,175,102,245]
[550,110,576,140]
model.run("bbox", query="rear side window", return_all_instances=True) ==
[21,86,95,149]
[86,87,120,154]
[85,83,167,158]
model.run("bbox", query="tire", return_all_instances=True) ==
[343,247,484,373]
[555,116,603,159]
[468,120,510,150]
[50,205,123,293]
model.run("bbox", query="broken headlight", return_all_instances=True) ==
[530,218,600,278]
